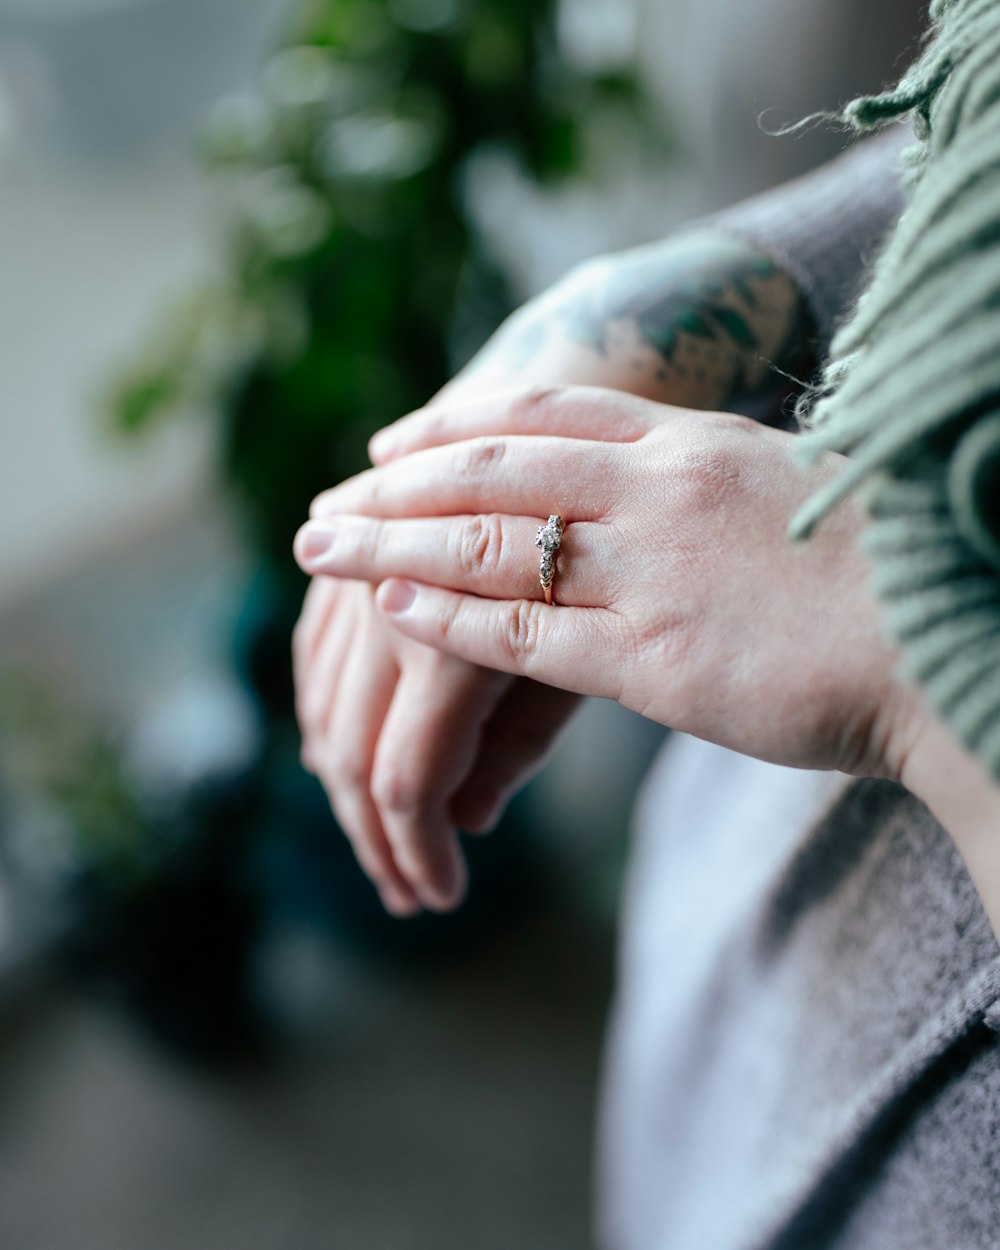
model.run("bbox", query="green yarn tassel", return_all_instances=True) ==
[788,0,1000,776]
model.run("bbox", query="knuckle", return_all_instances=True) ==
[665,440,744,512]
[513,384,566,425]
[458,437,506,482]
[454,512,504,578]
[329,747,370,793]
[416,410,446,446]
[371,766,423,817]
[497,598,543,669]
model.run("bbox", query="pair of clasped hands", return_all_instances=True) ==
[291,252,930,920]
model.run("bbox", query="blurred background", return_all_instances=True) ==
[0,1,922,1247]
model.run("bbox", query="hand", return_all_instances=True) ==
[294,575,581,915]
[299,386,927,781]
[294,577,469,916]
[293,232,809,915]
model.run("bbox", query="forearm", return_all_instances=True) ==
[446,232,811,417]
[706,126,910,354]
[445,130,909,419]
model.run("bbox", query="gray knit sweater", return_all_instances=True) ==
[598,742,1000,1250]
[596,141,1000,1250]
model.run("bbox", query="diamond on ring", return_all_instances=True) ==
[535,514,565,606]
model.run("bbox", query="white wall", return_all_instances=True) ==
[0,0,287,608]
[0,156,217,607]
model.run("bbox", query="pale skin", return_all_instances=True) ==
[301,391,911,775]
[293,232,809,915]
[292,234,1000,936]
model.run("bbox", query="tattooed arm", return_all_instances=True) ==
[442,128,908,421]
[294,137,907,914]
[442,233,813,420]
[293,233,814,914]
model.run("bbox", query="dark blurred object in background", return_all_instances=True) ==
[0,665,269,1067]
[0,0,664,1067]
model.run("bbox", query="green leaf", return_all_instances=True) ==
[111,369,182,433]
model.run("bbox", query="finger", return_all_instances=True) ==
[296,590,358,773]
[295,514,610,610]
[450,682,583,833]
[292,577,339,675]
[310,435,614,522]
[375,578,620,698]
[371,654,510,910]
[368,386,660,464]
[317,635,421,917]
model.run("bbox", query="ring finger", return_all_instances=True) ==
[295,514,614,609]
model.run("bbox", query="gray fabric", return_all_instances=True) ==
[597,737,1000,1250]
[707,128,911,353]
[596,135,1000,1248]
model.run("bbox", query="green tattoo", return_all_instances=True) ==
[476,234,815,414]
[563,254,773,363]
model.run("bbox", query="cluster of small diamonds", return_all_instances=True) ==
[535,515,564,591]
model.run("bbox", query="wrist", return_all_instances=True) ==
[900,711,1000,940]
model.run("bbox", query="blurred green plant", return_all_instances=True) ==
[108,0,662,585]
[0,663,267,1065]
[0,667,151,894]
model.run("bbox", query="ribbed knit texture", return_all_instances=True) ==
[708,130,908,353]
[789,0,1000,777]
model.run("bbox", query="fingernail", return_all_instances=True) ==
[378,578,418,615]
[297,524,334,564]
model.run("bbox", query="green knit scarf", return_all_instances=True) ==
[790,0,1000,777]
